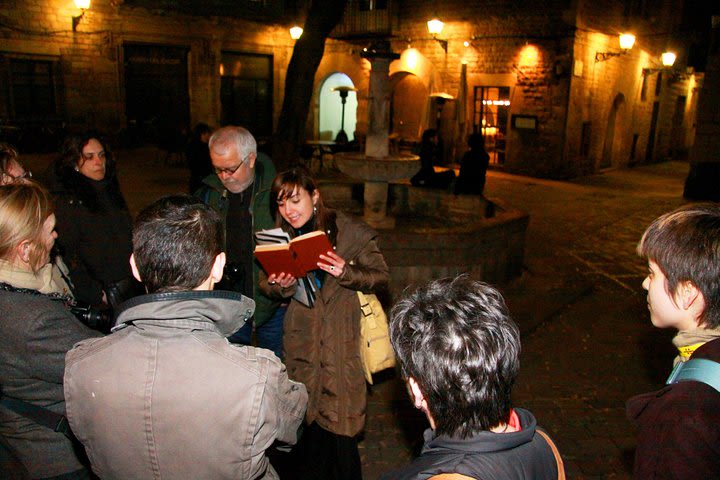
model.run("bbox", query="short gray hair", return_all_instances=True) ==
[208,126,256,162]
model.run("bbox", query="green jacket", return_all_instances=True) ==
[195,151,278,326]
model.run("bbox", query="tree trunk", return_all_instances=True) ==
[271,0,348,171]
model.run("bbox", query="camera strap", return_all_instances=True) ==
[0,395,73,439]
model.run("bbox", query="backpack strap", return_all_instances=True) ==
[537,429,566,480]
[666,358,720,392]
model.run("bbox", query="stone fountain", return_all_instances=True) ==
[334,41,420,229]
[328,41,529,297]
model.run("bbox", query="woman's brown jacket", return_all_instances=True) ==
[261,211,389,437]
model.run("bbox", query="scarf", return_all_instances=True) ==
[0,258,74,298]
[672,326,720,365]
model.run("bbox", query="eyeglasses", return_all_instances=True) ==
[214,155,249,175]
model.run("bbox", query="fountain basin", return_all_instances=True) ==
[318,177,529,298]
[333,151,420,182]
[334,151,420,229]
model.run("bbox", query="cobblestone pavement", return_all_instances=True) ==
[21,151,691,479]
[360,161,689,479]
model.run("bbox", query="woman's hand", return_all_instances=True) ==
[318,250,346,278]
[268,272,297,289]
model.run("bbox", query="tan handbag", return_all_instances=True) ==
[357,291,396,384]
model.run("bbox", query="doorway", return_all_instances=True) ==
[473,86,510,165]
[318,72,357,142]
[601,94,626,169]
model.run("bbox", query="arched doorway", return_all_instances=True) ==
[601,93,626,168]
[319,73,357,142]
[389,72,428,142]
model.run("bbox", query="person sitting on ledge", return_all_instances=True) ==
[410,129,455,189]
[382,275,563,480]
[455,133,490,196]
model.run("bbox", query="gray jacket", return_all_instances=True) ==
[0,284,101,478]
[64,290,308,480]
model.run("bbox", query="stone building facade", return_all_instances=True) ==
[0,0,703,178]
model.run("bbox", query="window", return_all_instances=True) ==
[0,56,59,121]
[220,52,273,138]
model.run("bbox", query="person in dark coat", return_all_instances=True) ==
[455,133,490,195]
[410,129,455,189]
[186,122,213,194]
[627,204,720,478]
[45,132,141,312]
[382,275,560,480]
[0,182,101,479]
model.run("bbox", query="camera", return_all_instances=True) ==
[70,302,112,333]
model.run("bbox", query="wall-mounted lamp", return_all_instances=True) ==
[642,51,678,76]
[72,0,91,32]
[289,25,303,40]
[595,33,636,62]
[661,51,677,67]
[427,18,448,53]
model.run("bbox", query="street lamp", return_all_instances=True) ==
[289,25,303,40]
[595,33,636,62]
[72,0,91,32]
[427,18,448,53]
[331,86,358,144]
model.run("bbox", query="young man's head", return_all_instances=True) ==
[638,203,720,330]
[390,275,520,438]
[131,195,225,293]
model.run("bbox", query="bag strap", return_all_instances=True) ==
[537,429,565,480]
[429,474,475,480]
[0,396,73,439]
[666,358,720,392]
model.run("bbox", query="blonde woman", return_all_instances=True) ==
[0,182,100,479]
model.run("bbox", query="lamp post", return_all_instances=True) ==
[331,86,357,144]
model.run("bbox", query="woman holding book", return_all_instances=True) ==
[259,167,389,480]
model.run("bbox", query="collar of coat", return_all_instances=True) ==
[113,290,255,337]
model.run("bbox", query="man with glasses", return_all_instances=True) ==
[195,126,283,356]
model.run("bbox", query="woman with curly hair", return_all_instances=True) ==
[45,132,141,311]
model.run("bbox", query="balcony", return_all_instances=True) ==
[331,0,396,39]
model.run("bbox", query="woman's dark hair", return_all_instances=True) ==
[467,133,486,151]
[421,129,437,143]
[270,166,337,244]
[53,131,126,213]
[192,123,212,140]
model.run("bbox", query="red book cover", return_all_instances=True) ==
[254,231,332,277]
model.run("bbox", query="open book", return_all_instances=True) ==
[254,228,332,308]
[254,230,333,278]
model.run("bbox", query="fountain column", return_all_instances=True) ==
[334,41,419,229]
[361,42,400,228]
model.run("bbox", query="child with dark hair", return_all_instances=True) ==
[627,203,720,478]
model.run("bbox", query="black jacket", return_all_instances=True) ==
[380,408,558,480]
[45,169,134,305]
